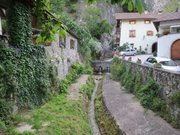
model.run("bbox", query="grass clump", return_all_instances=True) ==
[79,76,95,100]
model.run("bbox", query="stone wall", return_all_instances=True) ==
[92,60,112,72]
[45,34,80,80]
[122,59,180,121]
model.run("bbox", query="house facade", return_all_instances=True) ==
[115,13,158,53]
[153,12,180,60]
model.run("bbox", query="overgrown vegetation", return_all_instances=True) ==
[95,78,124,135]
[59,63,93,93]
[0,1,53,121]
[110,57,180,128]
[84,6,112,40]
[0,63,94,135]
[61,14,98,62]
[164,0,180,12]
[79,76,95,100]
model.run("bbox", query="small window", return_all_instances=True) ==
[129,20,136,24]
[129,30,136,38]
[144,20,151,24]
[59,38,66,48]
[147,31,153,36]
[70,39,75,49]
[130,43,134,48]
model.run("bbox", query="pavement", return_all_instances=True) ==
[102,74,180,135]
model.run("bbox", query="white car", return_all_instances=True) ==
[144,57,180,72]
[120,49,137,56]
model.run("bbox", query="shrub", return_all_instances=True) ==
[79,76,95,99]
[152,98,166,112]
[137,78,160,109]
[110,57,126,80]
[169,91,180,107]
[59,63,92,94]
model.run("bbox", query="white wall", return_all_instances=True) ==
[120,19,157,53]
[0,17,2,35]
[159,20,180,34]
[157,33,180,58]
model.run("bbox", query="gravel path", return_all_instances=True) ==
[67,74,89,100]
[103,73,180,135]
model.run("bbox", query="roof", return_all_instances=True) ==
[153,12,180,22]
[115,12,159,20]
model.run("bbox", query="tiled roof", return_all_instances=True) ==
[153,12,180,22]
[115,12,159,20]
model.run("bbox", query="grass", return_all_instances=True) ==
[94,78,124,135]
[2,75,95,135]
[4,94,92,135]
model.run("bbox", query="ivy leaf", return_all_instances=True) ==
[128,1,133,11]
[136,2,143,13]
[121,0,127,6]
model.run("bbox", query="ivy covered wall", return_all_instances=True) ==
[0,0,52,120]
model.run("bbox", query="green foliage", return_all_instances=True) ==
[79,76,95,99]
[164,0,180,12]
[136,78,160,109]
[33,0,67,43]
[111,58,180,128]
[88,0,144,13]
[0,1,52,121]
[61,14,94,63]
[95,78,123,135]
[28,95,92,134]
[118,42,129,52]
[169,91,180,107]
[59,63,93,93]
[0,120,7,132]
[110,57,126,80]
[88,38,102,59]
[84,7,112,39]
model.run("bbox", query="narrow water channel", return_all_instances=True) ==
[88,79,101,135]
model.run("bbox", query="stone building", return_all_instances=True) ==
[45,32,80,79]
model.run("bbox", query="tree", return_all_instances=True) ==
[83,6,112,39]
[87,0,144,13]
[164,0,180,12]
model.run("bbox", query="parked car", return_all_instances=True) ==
[119,49,137,56]
[143,57,180,72]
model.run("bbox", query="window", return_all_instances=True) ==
[147,31,153,36]
[129,30,136,38]
[59,38,66,48]
[70,39,75,49]
[144,20,151,24]
[129,20,136,24]
[130,43,134,48]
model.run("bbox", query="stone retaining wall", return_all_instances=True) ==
[122,59,180,122]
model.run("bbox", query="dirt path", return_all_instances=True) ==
[67,74,89,100]
[103,73,180,135]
